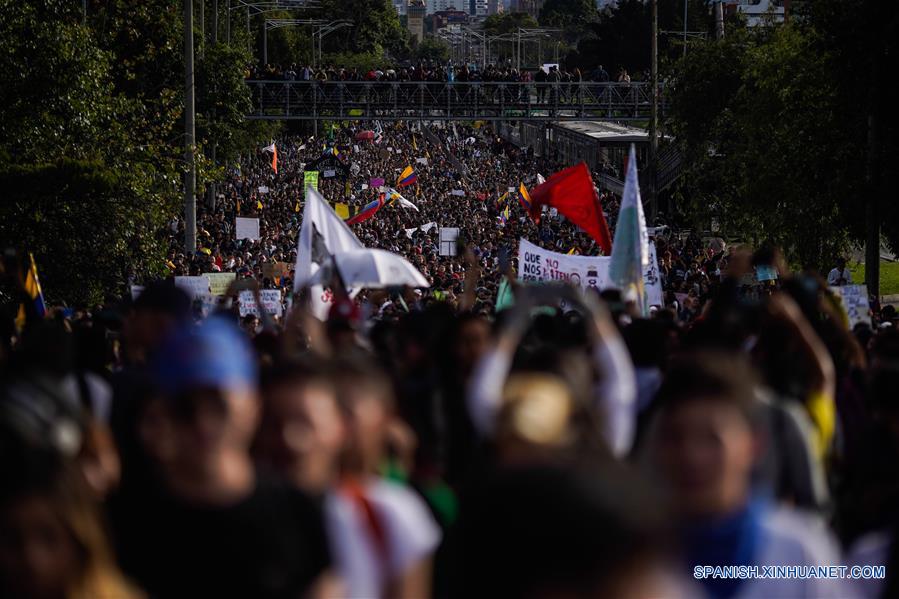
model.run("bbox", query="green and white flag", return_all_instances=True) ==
[609,145,649,316]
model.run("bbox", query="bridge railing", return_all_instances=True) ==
[245,80,665,121]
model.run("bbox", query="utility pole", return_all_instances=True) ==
[184,0,197,253]
[648,0,659,223]
[683,0,688,58]
[213,0,218,44]
[199,0,204,55]
[226,0,231,44]
[714,0,725,39]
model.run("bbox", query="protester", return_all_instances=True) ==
[1,108,892,599]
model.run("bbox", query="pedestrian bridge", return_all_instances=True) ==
[245,80,665,122]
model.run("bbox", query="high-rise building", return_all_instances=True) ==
[426,0,461,14]
[393,0,407,15]
[487,0,502,14]
[408,1,426,42]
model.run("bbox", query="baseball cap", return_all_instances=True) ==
[151,316,258,396]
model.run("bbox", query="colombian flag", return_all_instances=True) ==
[15,253,47,330]
[500,204,511,226]
[397,166,417,188]
[517,183,532,212]
[346,196,385,225]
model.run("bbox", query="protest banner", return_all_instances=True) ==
[304,170,319,192]
[174,275,211,298]
[517,238,663,306]
[439,228,460,256]
[204,272,236,296]
[235,217,260,241]
[830,285,872,328]
[238,289,284,317]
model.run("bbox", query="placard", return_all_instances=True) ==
[439,227,460,256]
[238,289,284,317]
[450,189,465,197]
[130,285,144,301]
[304,170,319,192]
[323,169,336,178]
[235,217,260,241]
[204,272,236,296]
[257,185,269,194]
[174,275,211,299]
[830,285,872,329]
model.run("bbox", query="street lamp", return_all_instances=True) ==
[312,20,352,67]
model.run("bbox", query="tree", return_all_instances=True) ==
[669,25,852,270]
[0,160,171,305]
[416,36,451,63]
[483,11,539,36]
[539,0,597,32]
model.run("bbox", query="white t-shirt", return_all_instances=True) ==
[325,479,441,599]
[827,267,852,286]
[736,508,851,599]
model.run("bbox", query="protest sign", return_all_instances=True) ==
[830,285,872,328]
[323,169,336,178]
[235,217,260,241]
[450,189,465,197]
[238,289,284,317]
[517,239,664,306]
[174,275,211,298]
[370,177,385,188]
[304,170,319,191]
[204,272,236,296]
[258,185,269,194]
[130,285,144,301]
[439,228,460,256]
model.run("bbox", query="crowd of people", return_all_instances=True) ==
[248,62,636,86]
[3,119,899,599]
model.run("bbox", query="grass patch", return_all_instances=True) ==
[849,261,899,296]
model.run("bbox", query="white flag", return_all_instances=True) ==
[385,187,419,211]
[609,144,649,315]
[294,186,365,318]
[262,142,276,153]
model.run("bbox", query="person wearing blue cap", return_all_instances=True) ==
[110,316,337,599]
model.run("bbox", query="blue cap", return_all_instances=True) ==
[151,316,258,396]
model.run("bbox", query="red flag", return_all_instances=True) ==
[527,163,612,255]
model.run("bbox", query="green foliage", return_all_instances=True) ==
[416,36,451,63]
[669,25,851,269]
[668,0,899,275]
[566,0,708,73]
[196,42,256,164]
[310,0,410,59]
[483,12,539,36]
[0,160,171,305]
[320,52,389,73]
[539,0,597,32]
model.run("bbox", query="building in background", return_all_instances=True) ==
[408,0,427,42]
[427,0,463,14]
[488,0,502,14]
[393,0,408,15]
[510,0,544,18]
[433,9,469,30]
